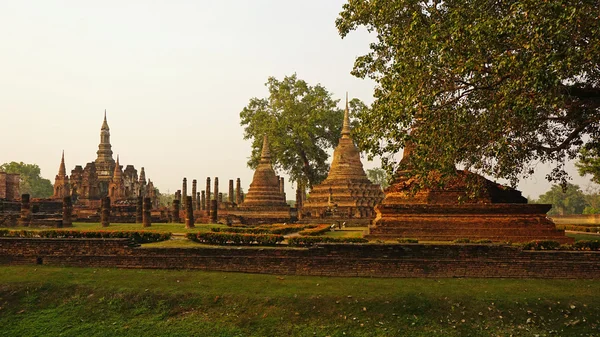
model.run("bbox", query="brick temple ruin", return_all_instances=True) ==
[47,111,160,223]
[300,95,384,225]
[52,112,157,207]
[228,135,291,224]
[368,141,572,243]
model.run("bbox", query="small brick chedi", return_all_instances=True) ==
[368,143,572,243]
[51,111,156,206]
[301,96,384,224]
[231,135,291,224]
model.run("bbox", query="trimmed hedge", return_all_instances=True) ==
[287,236,368,247]
[396,238,419,243]
[521,240,561,250]
[212,224,313,236]
[555,224,600,233]
[298,224,331,236]
[188,232,284,246]
[567,240,600,251]
[0,230,171,244]
[212,225,306,235]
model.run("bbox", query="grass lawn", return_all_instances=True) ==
[323,228,366,238]
[566,231,600,241]
[0,222,227,234]
[0,266,598,336]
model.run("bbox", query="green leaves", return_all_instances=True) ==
[240,74,350,188]
[337,0,600,187]
[0,162,54,198]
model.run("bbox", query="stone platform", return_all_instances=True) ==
[369,203,572,243]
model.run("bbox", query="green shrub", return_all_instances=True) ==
[473,239,492,244]
[555,224,600,233]
[287,236,368,247]
[298,224,331,236]
[2,230,171,244]
[572,240,600,251]
[214,224,310,236]
[453,238,471,243]
[396,238,419,243]
[193,232,284,246]
[521,240,561,250]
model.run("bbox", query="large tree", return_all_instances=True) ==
[0,162,53,198]
[240,74,363,188]
[337,0,600,187]
[534,183,587,216]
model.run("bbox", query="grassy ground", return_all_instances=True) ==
[0,266,598,336]
[0,222,226,234]
[566,231,600,241]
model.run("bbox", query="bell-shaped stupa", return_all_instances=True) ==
[301,94,384,225]
[233,135,291,224]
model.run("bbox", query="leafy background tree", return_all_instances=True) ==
[337,0,600,187]
[240,74,365,189]
[0,162,53,198]
[577,147,600,185]
[366,167,390,191]
[531,183,587,216]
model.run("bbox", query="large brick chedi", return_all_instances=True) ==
[232,135,290,224]
[301,95,384,224]
[369,144,571,243]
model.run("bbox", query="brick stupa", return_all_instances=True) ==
[368,143,572,243]
[301,95,384,225]
[233,135,291,224]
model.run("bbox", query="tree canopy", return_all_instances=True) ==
[337,0,600,187]
[0,162,53,198]
[532,183,587,216]
[366,167,390,190]
[240,74,363,188]
[576,147,600,185]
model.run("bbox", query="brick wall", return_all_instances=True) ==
[0,238,599,278]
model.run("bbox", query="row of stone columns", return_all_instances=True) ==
[179,176,246,212]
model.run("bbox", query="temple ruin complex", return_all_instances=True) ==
[52,111,157,207]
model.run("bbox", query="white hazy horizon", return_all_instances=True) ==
[1,0,596,199]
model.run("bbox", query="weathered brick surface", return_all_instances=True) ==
[0,238,599,278]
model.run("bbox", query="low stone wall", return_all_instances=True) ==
[0,238,599,278]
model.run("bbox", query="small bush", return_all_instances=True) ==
[521,240,561,250]
[572,240,600,251]
[2,230,171,244]
[214,224,310,236]
[287,236,368,247]
[473,239,492,244]
[192,232,284,246]
[453,238,471,243]
[298,224,331,236]
[396,238,419,243]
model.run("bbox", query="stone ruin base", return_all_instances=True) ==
[298,217,372,227]
[368,203,573,243]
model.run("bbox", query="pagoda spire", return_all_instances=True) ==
[101,109,109,131]
[113,155,123,179]
[58,150,66,176]
[260,134,271,162]
[341,92,351,138]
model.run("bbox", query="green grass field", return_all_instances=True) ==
[0,266,598,336]
[0,222,227,234]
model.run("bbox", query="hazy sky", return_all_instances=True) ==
[1,1,596,199]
